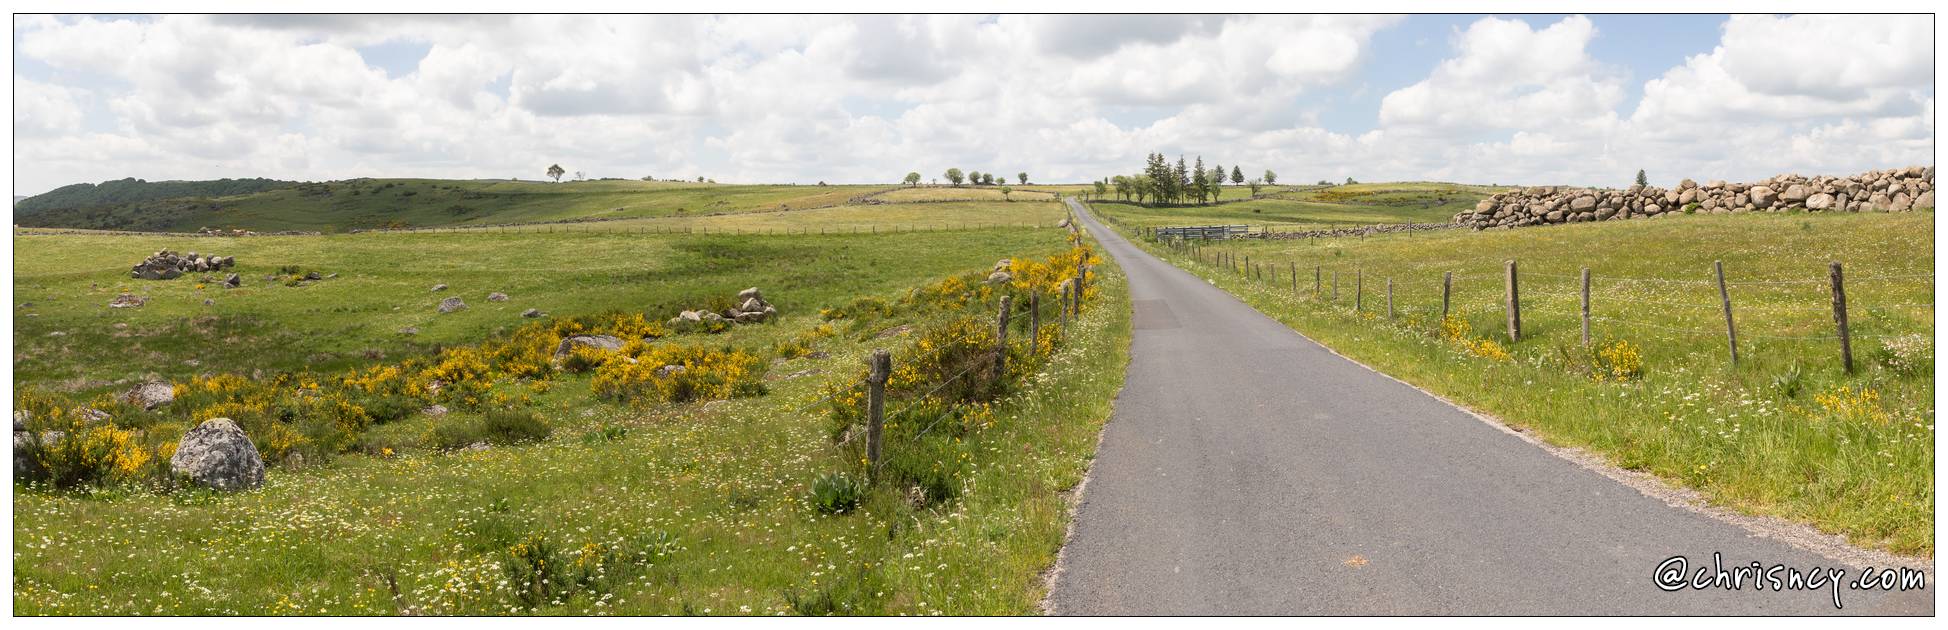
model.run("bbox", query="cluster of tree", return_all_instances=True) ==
[938,169,1029,187]
[1105,154,1282,206]
[14,177,299,216]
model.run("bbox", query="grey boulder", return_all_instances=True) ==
[170,418,266,491]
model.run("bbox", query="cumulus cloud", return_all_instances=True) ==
[7,13,1935,195]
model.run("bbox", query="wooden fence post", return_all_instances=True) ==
[1029,292,1041,355]
[1244,255,1251,276]
[1715,260,1738,367]
[1441,271,1452,320]
[1073,261,1086,316]
[1830,261,1852,373]
[866,350,890,469]
[1504,260,1520,343]
[1355,269,1363,312]
[996,296,1013,377]
[1580,267,1592,346]
[1386,278,1394,319]
[1315,266,1322,296]
[1332,271,1339,301]
[1290,262,1297,293]
[1060,284,1071,324]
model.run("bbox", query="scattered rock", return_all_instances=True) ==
[488,292,509,302]
[304,271,321,281]
[423,404,449,418]
[987,270,1013,285]
[169,418,266,491]
[224,273,242,288]
[437,297,467,313]
[124,381,175,410]
[521,308,543,318]
[108,294,147,309]
[431,283,448,292]
[399,326,419,335]
[655,364,687,378]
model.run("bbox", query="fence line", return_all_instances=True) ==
[1143,229,1927,373]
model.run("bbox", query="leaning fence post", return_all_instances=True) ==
[1315,265,1322,296]
[1441,271,1453,320]
[1830,261,1852,373]
[1715,260,1738,367]
[1580,267,1592,346]
[1505,259,1521,343]
[1290,262,1297,293]
[866,350,890,469]
[996,296,1013,376]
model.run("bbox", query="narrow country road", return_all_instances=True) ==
[1046,198,1932,615]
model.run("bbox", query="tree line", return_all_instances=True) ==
[1103,153,1277,205]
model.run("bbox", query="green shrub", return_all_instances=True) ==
[481,409,552,444]
[428,410,552,450]
[808,472,865,515]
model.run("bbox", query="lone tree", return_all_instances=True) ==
[1093,180,1108,198]
[1263,169,1278,185]
[1635,169,1648,187]
[1231,165,1244,185]
[1248,178,1262,195]
[1000,185,1013,201]
[904,172,922,186]
[1017,172,1029,185]
[547,164,565,183]
[945,168,965,186]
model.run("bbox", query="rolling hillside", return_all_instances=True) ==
[13,178,896,233]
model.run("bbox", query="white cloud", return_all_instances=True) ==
[7,14,1935,195]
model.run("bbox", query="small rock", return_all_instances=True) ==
[656,364,687,378]
[488,292,509,302]
[109,294,146,309]
[437,297,467,313]
[399,326,419,335]
[521,308,543,318]
[431,283,448,292]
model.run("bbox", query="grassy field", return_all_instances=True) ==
[14,179,893,233]
[13,217,1135,615]
[376,200,1072,236]
[1112,206,1934,555]
[869,186,1056,203]
[1092,182,1499,230]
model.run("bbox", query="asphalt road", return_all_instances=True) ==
[1046,198,1932,615]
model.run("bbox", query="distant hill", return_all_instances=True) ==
[14,177,300,228]
[11,177,891,233]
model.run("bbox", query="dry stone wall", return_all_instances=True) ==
[1453,166,1933,230]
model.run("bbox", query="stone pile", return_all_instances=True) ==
[1453,166,1935,230]
[131,249,236,279]
[668,287,777,328]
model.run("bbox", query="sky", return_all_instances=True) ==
[10,13,1935,195]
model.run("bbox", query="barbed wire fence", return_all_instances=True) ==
[1136,221,1931,375]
